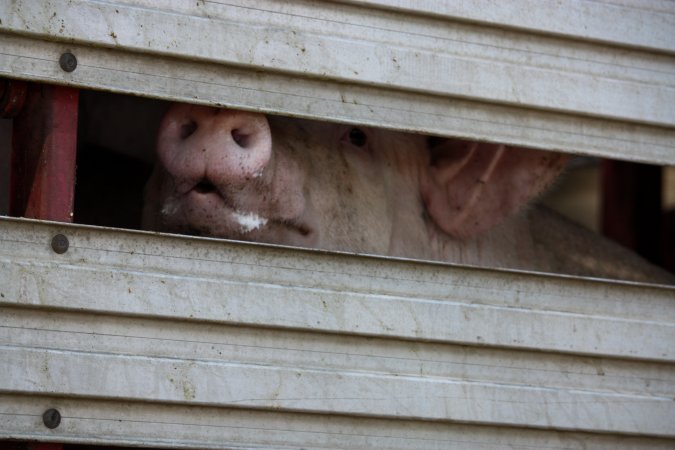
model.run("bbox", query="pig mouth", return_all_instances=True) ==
[193,179,217,195]
[176,179,313,241]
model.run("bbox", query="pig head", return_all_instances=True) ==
[142,103,569,267]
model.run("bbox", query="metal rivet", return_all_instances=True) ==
[51,234,69,254]
[59,52,77,72]
[43,408,61,429]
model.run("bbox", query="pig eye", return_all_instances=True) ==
[348,127,367,147]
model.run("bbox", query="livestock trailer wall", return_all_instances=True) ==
[1,1,674,449]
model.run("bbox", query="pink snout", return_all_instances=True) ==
[156,104,272,192]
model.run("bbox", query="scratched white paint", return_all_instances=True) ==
[0,0,673,164]
[0,217,674,448]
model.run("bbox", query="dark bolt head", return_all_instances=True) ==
[59,52,77,72]
[51,234,69,254]
[43,408,61,429]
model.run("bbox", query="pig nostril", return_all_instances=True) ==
[194,179,216,194]
[231,129,250,148]
[180,121,198,140]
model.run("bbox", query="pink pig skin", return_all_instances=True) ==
[143,104,674,284]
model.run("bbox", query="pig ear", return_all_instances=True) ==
[422,139,568,239]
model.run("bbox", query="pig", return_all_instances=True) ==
[142,103,674,284]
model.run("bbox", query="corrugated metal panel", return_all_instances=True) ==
[1,218,674,448]
[0,0,674,164]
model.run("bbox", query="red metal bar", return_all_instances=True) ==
[10,83,79,222]
[0,78,73,450]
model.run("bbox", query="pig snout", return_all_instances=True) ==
[156,103,272,193]
[146,104,309,243]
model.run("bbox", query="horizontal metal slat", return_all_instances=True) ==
[3,395,674,449]
[2,306,674,437]
[1,0,674,164]
[4,308,673,399]
[343,0,675,53]
[1,345,673,436]
[3,0,672,124]
[1,218,674,444]
[1,218,674,361]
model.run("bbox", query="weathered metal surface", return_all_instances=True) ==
[0,217,674,448]
[0,1,674,164]
[3,395,674,450]
[343,0,675,53]
[1,218,674,360]
[9,83,78,222]
[2,395,674,450]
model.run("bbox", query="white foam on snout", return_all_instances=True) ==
[232,210,268,233]
[161,198,179,217]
